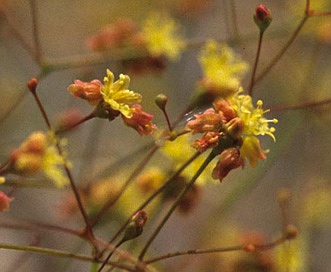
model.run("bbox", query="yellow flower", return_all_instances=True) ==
[229,88,278,141]
[10,131,69,188]
[199,40,248,96]
[274,239,306,272]
[141,13,186,61]
[101,69,142,118]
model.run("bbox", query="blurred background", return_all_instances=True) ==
[1,0,331,271]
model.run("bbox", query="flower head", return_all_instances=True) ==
[186,108,224,134]
[9,131,69,188]
[198,40,248,98]
[0,191,13,212]
[212,147,244,182]
[67,79,103,106]
[141,13,186,61]
[101,69,142,118]
[254,4,272,32]
[229,88,278,141]
[122,104,156,135]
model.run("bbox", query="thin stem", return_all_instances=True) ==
[254,11,310,85]
[248,30,264,95]
[29,0,43,63]
[229,0,239,39]
[162,109,173,132]
[145,236,287,264]
[0,219,81,238]
[2,7,36,60]
[107,151,201,247]
[28,84,93,240]
[138,150,217,260]
[56,111,96,134]
[310,11,331,17]
[6,236,40,272]
[0,243,136,271]
[97,240,123,272]
[90,145,159,227]
[270,97,331,112]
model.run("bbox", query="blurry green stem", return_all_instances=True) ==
[138,147,220,260]
[106,151,201,247]
[90,145,159,227]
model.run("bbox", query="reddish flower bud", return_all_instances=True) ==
[67,79,103,106]
[27,78,38,94]
[224,117,244,139]
[212,147,244,182]
[254,5,272,32]
[0,191,13,212]
[186,108,224,134]
[122,104,156,135]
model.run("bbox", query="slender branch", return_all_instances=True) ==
[1,7,36,60]
[107,151,201,246]
[270,97,331,112]
[146,245,242,264]
[248,30,264,95]
[0,219,81,237]
[146,236,287,264]
[254,12,309,85]
[56,111,96,134]
[229,0,239,39]
[0,243,136,271]
[90,145,159,227]
[28,81,94,240]
[29,0,43,63]
[138,150,217,260]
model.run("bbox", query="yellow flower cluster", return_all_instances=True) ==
[101,69,142,118]
[199,40,248,97]
[10,131,69,188]
[229,88,278,141]
[141,13,186,61]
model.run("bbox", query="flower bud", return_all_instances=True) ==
[122,104,156,135]
[155,94,168,111]
[254,5,272,32]
[121,210,147,243]
[67,79,103,106]
[0,191,13,212]
[27,78,38,94]
[212,147,244,182]
[225,117,244,139]
[285,224,298,240]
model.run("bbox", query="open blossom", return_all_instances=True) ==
[67,80,103,106]
[229,88,278,141]
[101,69,142,118]
[198,40,248,98]
[0,191,13,212]
[141,13,186,61]
[122,104,156,135]
[9,131,69,188]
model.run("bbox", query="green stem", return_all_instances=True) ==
[138,148,219,260]
[90,145,159,227]
[106,151,201,248]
